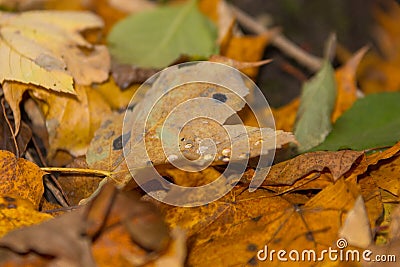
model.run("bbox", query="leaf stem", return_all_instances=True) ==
[41,167,111,177]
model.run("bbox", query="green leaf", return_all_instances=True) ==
[294,60,336,152]
[107,0,218,68]
[312,92,400,151]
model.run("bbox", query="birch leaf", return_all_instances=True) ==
[0,10,110,93]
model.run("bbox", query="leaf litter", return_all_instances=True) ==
[1,0,400,266]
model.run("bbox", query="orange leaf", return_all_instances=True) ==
[0,150,45,209]
[332,47,368,122]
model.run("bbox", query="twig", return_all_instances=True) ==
[41,167,112,177]
[30,135,71,207]
[1,99,19,157]
[230,5,323,72]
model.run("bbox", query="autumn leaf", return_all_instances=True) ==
[162,179,360,266]
[0,10,110,93]
[263,150,364,186]
[0,150,45,208]
[0,196,52,238]
[30,84,112,158]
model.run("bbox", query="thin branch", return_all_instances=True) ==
[230,5,323,72]
[41,167,112,178]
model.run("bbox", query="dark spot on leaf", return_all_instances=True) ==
[252,215,262,222]
[247,256,258,266]
[247,243,257,252]
[112,131,131,150]
[127,103,136,111]
[305,231,315,242]
[178,62,199,68]
[3,196,15,202]
[212,93,227,103]
[53,83,57,87]
[181,137,185,141]
[7,204,17,209]
[0,204,5,209]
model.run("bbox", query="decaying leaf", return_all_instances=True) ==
[0,183,175,267]
[0,10,110,93]
[0,150,45,208]
[161,178,360,266]
[87,62,295,189]
[263,150,364,186]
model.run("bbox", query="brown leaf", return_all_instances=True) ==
[0,183,173,267]
[264,150,364,186]
[111,63,159,89]
[57,158,102,205]
[0,100,31,155]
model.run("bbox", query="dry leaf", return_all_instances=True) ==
[57,157,102,205]
[332,47,367,122]
[0,10,109,93]
[0,196,52,237]
[87,62,295,190]
[162,179,360,266]
[339,195,373,249]
[0,150,45,208]
[31,84,112,158]
[264,150,364,186]
[0,183,173,267]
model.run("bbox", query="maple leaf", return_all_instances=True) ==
[0,10,109,93]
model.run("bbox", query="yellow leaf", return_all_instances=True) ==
[31,84,112,158]
[0,150,45,208]
[0,10,109,93]
[0,195,52,238]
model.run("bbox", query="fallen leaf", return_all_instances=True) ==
[57,157,102,205]
[108,0,218,68]
[0,150,45,208]
[358,0,400,94]
[108,0,155,14]
[162,178,360,266]
[0,101,31,155]
[0,196,52,237]
[110,63,158,90]
[0,10,109,93]
[313,92,400,151]
[332,47,367,122]
[0,183,173,267]
[272,97,299,131]
[263,150,364,186]
[221,34,271,78]
[199,0,234,47]
[87,62,295,191]
[294,60,337,152]
[370,155,400,198]
[31,84,112,158]
[339,195,373,248]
